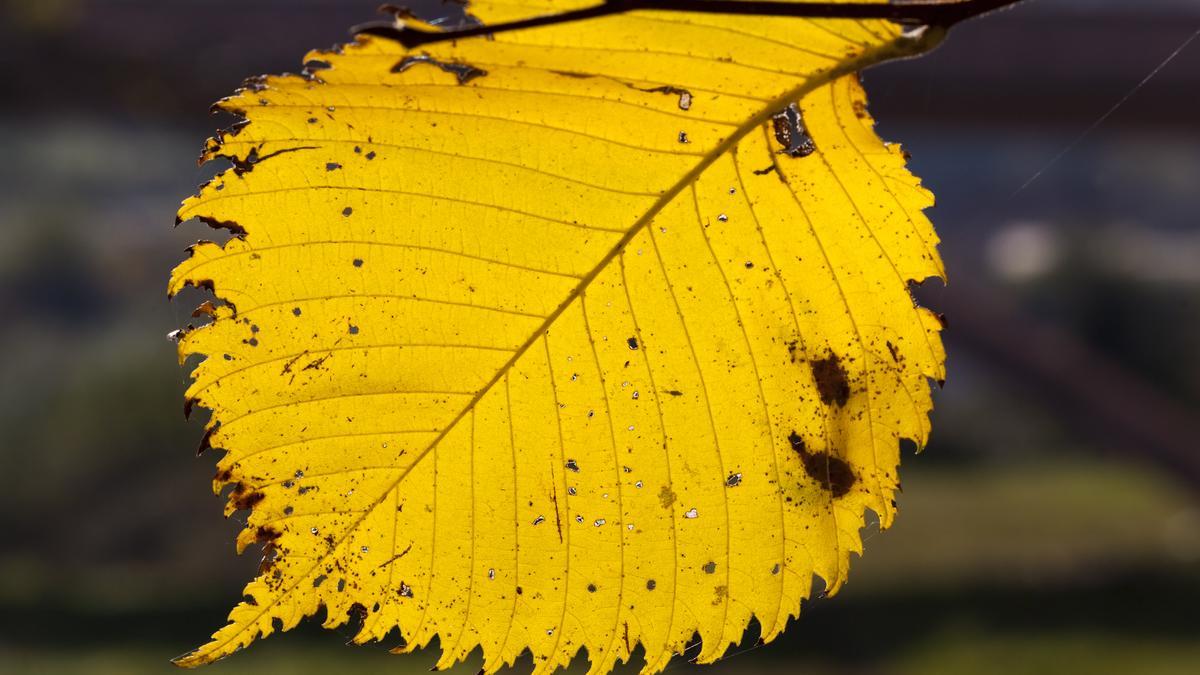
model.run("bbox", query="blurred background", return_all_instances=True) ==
[1,0,1197,673]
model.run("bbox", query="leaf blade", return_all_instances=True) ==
[172,7,945,671]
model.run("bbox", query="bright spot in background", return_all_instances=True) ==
[986,220,1061,282]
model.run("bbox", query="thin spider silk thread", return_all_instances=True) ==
[1011,26,1200,197]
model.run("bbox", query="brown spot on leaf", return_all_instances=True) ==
[302,354,332,371]
[786,339,799,362]
[549,69,595,79]
[804,453,856,498]
[787,431,805,454]
[548,484,564,544]
[377,543,413,570]
[231,487,265,511]
[392,54,486,84]
[635,84,693,110]
[223,145,320,175]
[658,485,677,509]
[280,352,307,381]
[788,431,856,498]
[810,355,850,407]
[887,340,901,363]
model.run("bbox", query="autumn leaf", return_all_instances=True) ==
[170,1,954,671]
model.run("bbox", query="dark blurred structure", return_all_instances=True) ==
[1,1,1197,673]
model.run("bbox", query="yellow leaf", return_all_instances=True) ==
[171,2,947,671]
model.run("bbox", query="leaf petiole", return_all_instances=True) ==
[358,0,1028,48]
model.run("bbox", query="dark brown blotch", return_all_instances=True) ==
[788,431,856,498]
[802,451,855,498]
[231,486,265,511]
[810,355,850,407]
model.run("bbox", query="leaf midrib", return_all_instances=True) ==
[394,27,936,490]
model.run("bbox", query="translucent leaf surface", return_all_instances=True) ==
[171,2,947,671]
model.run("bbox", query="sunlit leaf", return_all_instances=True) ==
[171,1,947,671]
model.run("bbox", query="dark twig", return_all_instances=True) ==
[356,0,1027,48]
